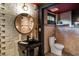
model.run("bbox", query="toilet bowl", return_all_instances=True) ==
[49,37,64,56]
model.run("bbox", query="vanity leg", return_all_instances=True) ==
[27,48,30,56]
[27,48,34,56]
[29,49,34,56]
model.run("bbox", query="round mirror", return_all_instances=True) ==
[15,13,34,34]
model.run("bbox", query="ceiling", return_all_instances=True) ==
[33,3,41,6]
[32,3,43,7]
[48,3,79,14]
[32,3,79,14]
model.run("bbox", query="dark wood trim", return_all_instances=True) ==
[38,8,44,56]
[47,9,56,14]
[38,3,58,56]
[39,3,58,9]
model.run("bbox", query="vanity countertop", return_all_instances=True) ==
[18,40,42,49]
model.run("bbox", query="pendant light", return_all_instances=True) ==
[22,3,28,11]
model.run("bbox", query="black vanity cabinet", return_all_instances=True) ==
[18,40,42,56]
[14,13,42,56]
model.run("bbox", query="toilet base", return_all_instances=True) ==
[51,50,62,56]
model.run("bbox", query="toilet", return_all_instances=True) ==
[49,37,64,56]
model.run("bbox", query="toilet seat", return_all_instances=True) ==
[55,43,64,50]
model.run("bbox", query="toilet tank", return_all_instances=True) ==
[49,37,56,47]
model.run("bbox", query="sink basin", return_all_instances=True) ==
[21,40,39,45]
[20,41,28,44]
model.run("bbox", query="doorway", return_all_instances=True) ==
[38,3,57,55]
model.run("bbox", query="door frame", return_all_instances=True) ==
[38,3,58,56]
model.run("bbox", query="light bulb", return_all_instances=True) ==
[23,3,28,11]
[51,8,59,12]
[23,6,28,11]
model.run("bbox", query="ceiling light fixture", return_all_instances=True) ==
[22,3,28,11]
[51,8,59,12]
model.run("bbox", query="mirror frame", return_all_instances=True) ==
[14,13,35,34]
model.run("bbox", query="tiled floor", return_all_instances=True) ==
[45,52,57,56]
[45,52,73,56]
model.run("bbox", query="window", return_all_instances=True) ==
[47,13,56,24]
